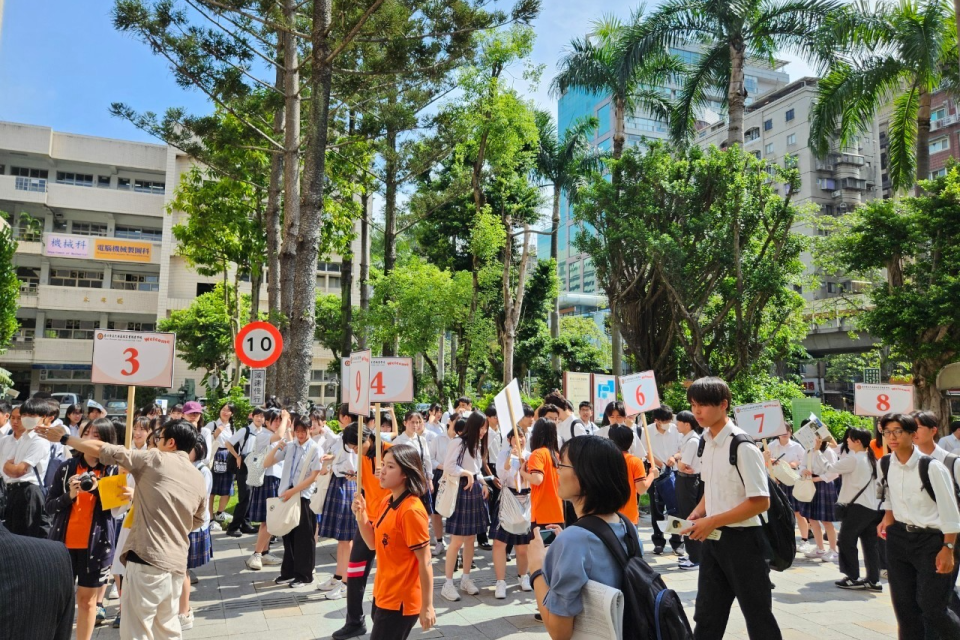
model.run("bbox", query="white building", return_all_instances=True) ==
[0,121,358,406]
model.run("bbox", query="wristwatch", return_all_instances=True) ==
[945,542,955,550]
[60,432,70,445]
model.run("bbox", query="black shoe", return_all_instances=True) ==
[835,577,865,590]
[240,524,259,534]
[275,576,296,585]
[226,529,243,538]
[270,536,279,544]
[863,581,883,593]
[534,613,543,622]
[289,579,312,588]
[653,545,665,555]
[478,541,493,551]
[332,622,368,640]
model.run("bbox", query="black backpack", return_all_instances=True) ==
[697,433,797,572]
[574,514,693,640]
[878,453,960,504]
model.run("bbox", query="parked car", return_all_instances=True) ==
[51,393,81,419]
[105,400,128,421]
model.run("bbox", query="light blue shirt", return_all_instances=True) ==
[274,438,322,499]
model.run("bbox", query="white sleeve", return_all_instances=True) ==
[444,439,465,476]
[736,444,770,498]
[929,459,960,534]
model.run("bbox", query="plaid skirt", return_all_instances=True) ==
[187,527,213,569]
[249,476,280,523]
[799,479,838,522]
[445,478,490,536]
[211,449,235,496]
[318,475,358,541]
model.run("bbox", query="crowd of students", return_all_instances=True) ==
[4,377,960,640]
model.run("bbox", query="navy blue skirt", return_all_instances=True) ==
[778,481,801,512]
[187,528,213,569]
[445,478,490,536]
[211,449,235,496]
[799,479,838,522]
[249,476,280,522]
[318,475,358,541]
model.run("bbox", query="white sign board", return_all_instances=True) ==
[340,357,414,404]
[620,370,661,416]
[793,424,818,451]
[348,350,372,416]
[592,374,617,419]
[91,330,176,387]
[250,369,266,406]
[733,400,787,439]
[854,383,914,417]
[494,378,525,431]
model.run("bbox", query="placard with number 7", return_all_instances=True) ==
[854,383,914,417]
[619,370,661,416]
[733,400,787,439]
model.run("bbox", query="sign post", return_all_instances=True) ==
[562,372,593,408]
[863,368,881,386]
[340,357,415,404]
[235,322,283,406]
[249,369,266,406]
[91,330,176,448]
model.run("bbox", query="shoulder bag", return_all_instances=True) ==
[266,444,316,536]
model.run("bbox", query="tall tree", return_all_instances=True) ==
[0,218,20,352]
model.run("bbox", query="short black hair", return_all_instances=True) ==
[913,410,939,431]
[160,419,199,453]
[522,403,535,418]
[83,418,118,445]
[579,401,593,410]
[340,423,373,449]
[880,412,918,433]
[675,410,701,433]
[651,405,674,422]
[338,403,351,420]
[560,436,631,517]
[171,404,184,413]
[539,403,560,417]
[263,408,282,425]
[951,420,960,435]
[686,377,732,409]
[608,425,634,452]
[251,407,265,417]
[485,404,497,418]
[543,391,566,410]
[0,401,12,415]
[193,436,208,462]
[42,399,61,418]
[20,397,49,417]
[456,396,472,408]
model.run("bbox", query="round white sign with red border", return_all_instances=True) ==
[235,321,283,368]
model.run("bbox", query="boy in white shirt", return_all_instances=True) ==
[649,405,683,555]
[2,397,52,538]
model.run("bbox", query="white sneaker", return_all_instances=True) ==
[495,580,507,599]
[210,521,223,532]
[804,547,827,561]
[460,576,479,595]
[433,540,446,557]
[797,541,812,554]
[178,610,194,631]
[213,512,227,524]
[880,569,889,580]
[520,574,532,592]
[261,553,283,566]
[824,550,839,563]
[246,553,263,571]
[441,580,461,602]
[107,583,119,600]
[221,511,234,522]
[317,577,340,591]
[324,582,346,600]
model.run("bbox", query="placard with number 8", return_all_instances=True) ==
[854,383,914,417]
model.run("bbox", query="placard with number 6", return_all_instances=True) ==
[91,330,176,387]
[619,370,661,416]
[733,400,787,439]
[854,383,914,417]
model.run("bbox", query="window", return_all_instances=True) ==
[764,143,774,155]
[744,75,759,95]
[17,267,40,294]
[745,127,761,143]
[115,226,162,242]
[133,179,165,195]
[783,154,798,169]
[111,322,155,332]
[196,282,215,296]
[49,269,104,288]
[763,119,773,131]
[327,276,341,291]
[820,204,835,216]
[932,108,946,121]
[787,133,797,146]
[56,172,94,187]
[930,138,950,153]
[817,178,837,190]
[785,109,795,122]
[317,261,340,272]
[11,167,48,179]
[44,319,98,340]
[930,167,948,179]
[793,284,803,294]
[52,216,67,232]
[752,151,761,160]
[117,178,131,190]
[112,272,159,292]
[826,282,838,294]
[97,176,111,188]
[72,222,108,237]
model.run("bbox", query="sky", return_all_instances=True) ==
[0,1,816,144]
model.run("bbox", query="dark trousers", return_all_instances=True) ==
[675,475,703,564]
[838,504,881,583]
[228,462,252,531]
[886,523,960,640]
[651,479,682,550]
[694,527,782,640]
[370,600,418,640]
[279,498,316,583]
[345,529,377,627]
[483,478,501,543]
[5,482,49,538]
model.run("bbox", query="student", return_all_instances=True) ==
[392,411,435,519]
[63,404,85,438]
[674,410,704,570]
[311,406,339,453]
[800,434,839,562]
[316,406,359,601]
[202,401,236,527]
[442,396,473,425]
[813,427,882,591]
[941,421,960,454]
[481,403,502,550]
[179,438,213,630]
[0,400,11,435]
[596,401,648,459]
[767,428,809,549]
[428,411,456,557]
[649,405,683,555]
[3,397,52,538]
[526,436,635,638]
[608,425,657,527]
[492,427,533,598]
[424,404,445,439]
[520,418,565,534]
[578,401,597,435]
[544,391,586,447]
[182,401,203,431]
[351,444,436,640]
[224,407,264,537]
[682,377,782,640]
[878,412,960,639]
[332,424,393,640]
[440,411,490,602]
[246,408,287,571]
[86,401,106,423]
[263,415,322,587]
[46,418,120,640]
[379,410,396,443]
[168,404,184,421]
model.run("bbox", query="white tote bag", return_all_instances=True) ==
[793,451,817,503]
[499,488,531,535]
[309,462,334,515]
[435,474,460,518]
[770,462,800,487]
[266,446,316,537]
[245,442,269,488]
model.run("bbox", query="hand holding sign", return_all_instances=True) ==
[620,371,661,416]
[733,401,787,439]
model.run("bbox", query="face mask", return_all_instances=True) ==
[21,416,39,431]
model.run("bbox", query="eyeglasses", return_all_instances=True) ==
[557,463,574,471]
[881,429,905,437]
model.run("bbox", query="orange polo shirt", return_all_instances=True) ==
[620,452,647,525]
[361,442,393,509]
[372,492,430,614]
[527,447,564,525]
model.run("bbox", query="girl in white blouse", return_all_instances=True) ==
[800,434,840,562]
[492,428,533,598]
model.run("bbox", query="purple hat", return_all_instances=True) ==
[182,401,203,415]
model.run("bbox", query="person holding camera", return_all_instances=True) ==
[46,418,120,640]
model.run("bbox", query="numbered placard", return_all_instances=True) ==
[854,383,914,417]
[340,357,414,404]
[620,370,661,416]
[91,330,176,387]
[235,321,283,368]
[348,350,372,416]
[733,400,787,439]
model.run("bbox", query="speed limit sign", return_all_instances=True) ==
[619,370,661,416]
[235,322,283,368]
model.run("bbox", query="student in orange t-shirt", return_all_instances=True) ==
[352,443,436,640]
[520,418,565,529]
[608,425,658,525]
[45,418,120,640]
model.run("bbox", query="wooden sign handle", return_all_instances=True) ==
[374,402,382,470]
[641,413,656,470]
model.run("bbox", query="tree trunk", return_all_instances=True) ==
[726,40,747,147]
[501,223,532,386]
[550,189,561,372]
[915,88,932,195]
[357,192,370,350]
[612,96,626,159]
[340,257,353,361]
[611,305,622,376]
[264,50,284,398]
[610,95,626,377]
[382,124,398,356]
[915,359,953,435]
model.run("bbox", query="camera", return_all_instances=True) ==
[78,472,96,492]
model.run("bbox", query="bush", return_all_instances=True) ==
[820,405,874,440]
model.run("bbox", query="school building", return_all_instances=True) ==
[0,120,359,407]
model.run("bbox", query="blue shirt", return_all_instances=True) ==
[542,520,631,617]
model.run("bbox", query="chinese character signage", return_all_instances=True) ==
[45,234,90,258]
[93,239,152,263]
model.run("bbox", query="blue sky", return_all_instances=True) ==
[0,1,815,144]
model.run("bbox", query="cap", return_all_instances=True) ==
[87,400,105,413]
[182,401,203,415]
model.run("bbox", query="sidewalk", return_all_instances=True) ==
[92,521,899,639]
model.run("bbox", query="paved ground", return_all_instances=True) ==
[91,516,900,639]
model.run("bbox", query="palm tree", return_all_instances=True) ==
[621,0,840,146]
[533,110,599,373]
[810,0,957,194]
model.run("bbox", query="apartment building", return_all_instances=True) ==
[0,121,358,406]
